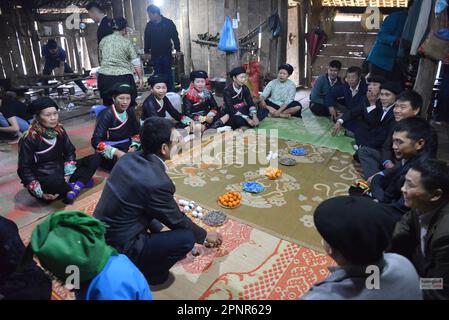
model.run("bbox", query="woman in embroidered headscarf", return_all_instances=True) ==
[141,74,196,133]
[183,70,230,132]
[259,64,302,118]
[91,82,141,171]
[17,97,100,204]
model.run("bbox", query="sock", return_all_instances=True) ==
[66,181,85,204]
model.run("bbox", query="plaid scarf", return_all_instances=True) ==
[27,120,64,140]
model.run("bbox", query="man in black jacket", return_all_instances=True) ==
[144,5,181,92]
[369,117,433,221]
[332,76,393,151]
[358,90,423,179]
[94,117,222,285]
[390,159,449,300]
[86,2,113,45]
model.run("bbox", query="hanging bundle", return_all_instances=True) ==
[218,16,239,53]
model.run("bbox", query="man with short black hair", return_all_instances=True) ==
[94,117,222,286]
[144,5,181,92]
[358,90,429,180]
[390,159,449,300]
[369,117,433,220]
[332,76,392,152]
[86,1,113,45]
[40,39,89,94]
[324,66,368,134]
[309,60,343,116]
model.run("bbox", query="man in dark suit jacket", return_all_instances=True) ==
[358,90,424,180]
[94,117,222,286]
[324,66,368,133]
[390,159,449,300]
[86,2,113,45]
[369,117,433,221]
[332,76,396,151]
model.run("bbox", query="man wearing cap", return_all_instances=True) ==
[94,117,222,286]
[333,79,398,154]
[98,17,143,106]
[183,70,230,131]
[302,196,422,300]
[24,211,152,300]
[18,97,100,204]
[40,39,89,95]
[259,64,302,118]
[390,160,449,300]
[223,66,262,130]
[91,83,140,171]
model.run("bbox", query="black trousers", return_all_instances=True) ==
[37,154,101,197]
[265,99,302,117]
[97,73,138,107]
[309,102,330,117]
[128,229,196,285]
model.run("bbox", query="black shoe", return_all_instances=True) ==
[149,272,175,290]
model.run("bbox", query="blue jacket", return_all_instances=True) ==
[310,74,343,105]
[325,78,368,111]
[367,11,408,72]
[80,254,152,300]
[302,253,422,300]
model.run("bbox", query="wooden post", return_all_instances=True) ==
[111,0,124,18]
[413,0,438,119]
[276,0,288,68]
[298,1,306,86]
[123,0,135,30]
[181,0,192,75]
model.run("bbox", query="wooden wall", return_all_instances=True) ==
[144,0,287,79]
[0,0,290,86]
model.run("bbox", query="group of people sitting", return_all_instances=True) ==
[1,54,448,300]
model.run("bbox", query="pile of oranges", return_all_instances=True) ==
[218,191,241,208]
[265,167,283,180]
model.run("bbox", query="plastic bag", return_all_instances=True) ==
[218,16,238,53]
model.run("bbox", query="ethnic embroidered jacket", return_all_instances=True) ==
[182,87,219,121]
[141,94,192,125]
[91,106,140,152]
[223,84,257,119]
[17,127,76,188]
